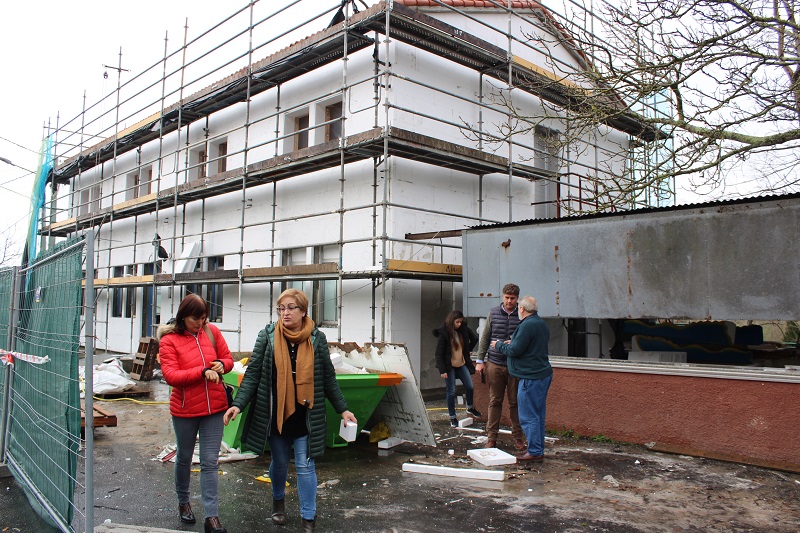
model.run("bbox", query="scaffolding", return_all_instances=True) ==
[37,0,667,357]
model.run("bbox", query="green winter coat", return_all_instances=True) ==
[232,323,348,458]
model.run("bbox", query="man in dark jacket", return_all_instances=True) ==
[475,283,525,450]
[492,296,552,462]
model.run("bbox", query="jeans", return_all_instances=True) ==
[445,364,474,418]
[173,412,224,518]
[517,373,553,456]
[485,362,523,441]
[268,433,317,521]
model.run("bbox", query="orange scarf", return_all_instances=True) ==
[274,317,316,433]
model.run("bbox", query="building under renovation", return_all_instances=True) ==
[37,0,668,389]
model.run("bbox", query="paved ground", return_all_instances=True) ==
[2,378,800,532]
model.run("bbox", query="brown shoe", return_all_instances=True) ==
[272,498,286,525]
[517,453,544,462]
[178,502,195,524]
[204,516,227,533]
[514,438,527,451]
[484,439,497,449]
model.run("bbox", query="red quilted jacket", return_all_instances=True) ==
[159,323,234,418]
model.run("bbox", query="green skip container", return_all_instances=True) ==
[222,370,403,450]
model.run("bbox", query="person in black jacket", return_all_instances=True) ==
[434,310,481,427]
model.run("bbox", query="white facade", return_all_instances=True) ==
[41,1,656,389]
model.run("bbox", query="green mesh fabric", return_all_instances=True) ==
[7,236,85,527]
[0,267,12,346]
[0,267,12,439]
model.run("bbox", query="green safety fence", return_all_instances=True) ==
[0,267,13,459]
[0,267,12,346]
[7,235,85,530]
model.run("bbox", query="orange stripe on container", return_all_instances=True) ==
[376,372,403,386]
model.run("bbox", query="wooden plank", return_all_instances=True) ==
[82,275,154,287]
[94,387,151,399]
[243,263,339,277]
[387,259,462,275]
[81,402,118,429]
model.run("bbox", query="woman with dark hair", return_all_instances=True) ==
[158,293,233,533]
[434,310,481,427]
[224,288,356,532]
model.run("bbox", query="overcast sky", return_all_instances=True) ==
[0,1,265,260]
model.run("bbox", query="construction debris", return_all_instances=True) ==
[467,447,516,466]
[402,462,505,481]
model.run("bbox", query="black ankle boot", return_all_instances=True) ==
[271,498,286,525]
[302,517,316,532]
[204,516,227,533]
[178,502,195,524]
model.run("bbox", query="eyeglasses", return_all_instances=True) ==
[276,304,301,313]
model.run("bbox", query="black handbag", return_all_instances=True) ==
[205,324,235,407]
[224,383,235,407]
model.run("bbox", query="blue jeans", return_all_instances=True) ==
[268,433,317,521]
[445,365,474,418]
[517,374,553,456]
[173,412,224,518]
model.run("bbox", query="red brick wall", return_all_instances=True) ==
[474,367,800,472]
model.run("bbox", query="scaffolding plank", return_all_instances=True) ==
[388,259,462,275]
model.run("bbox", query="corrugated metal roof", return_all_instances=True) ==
[468,191,800,231]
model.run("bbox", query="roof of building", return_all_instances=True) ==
[466,192,800,231]
[397,0,543,8]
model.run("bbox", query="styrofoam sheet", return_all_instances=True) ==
[402,462,505,481]
[467,447,517,466]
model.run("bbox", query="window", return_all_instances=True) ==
[112,266,124,317]
[185,259,203,306]
[215,141,228,174]
[126,172,140,201]
[185,256,224,322]
[533,127,561,219]
[206,256,224,322]
[325,101,343,142]
[314,245,339,325]
[281,246,339,326]
[190,147,207,181]
[534,127,560,173]
[91,184,102,212]
[125,265,136,318]
[139,167,152,196]
[295,114,310,150]
[283,247,309,294]
[79,188,91,216]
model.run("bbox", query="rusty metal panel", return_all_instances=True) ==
[463,197,800,321]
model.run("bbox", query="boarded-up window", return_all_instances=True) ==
[325,101,343,142]
[217,142,228,173]
[295,114,310,150]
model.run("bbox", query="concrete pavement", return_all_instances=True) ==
[2,379,800,532]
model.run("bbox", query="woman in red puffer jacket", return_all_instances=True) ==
[158,294,233,533]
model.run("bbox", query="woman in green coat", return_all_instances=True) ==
[224,289,355,532]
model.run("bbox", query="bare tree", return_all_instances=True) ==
[475,0,800,211]
[0,226,23,268]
